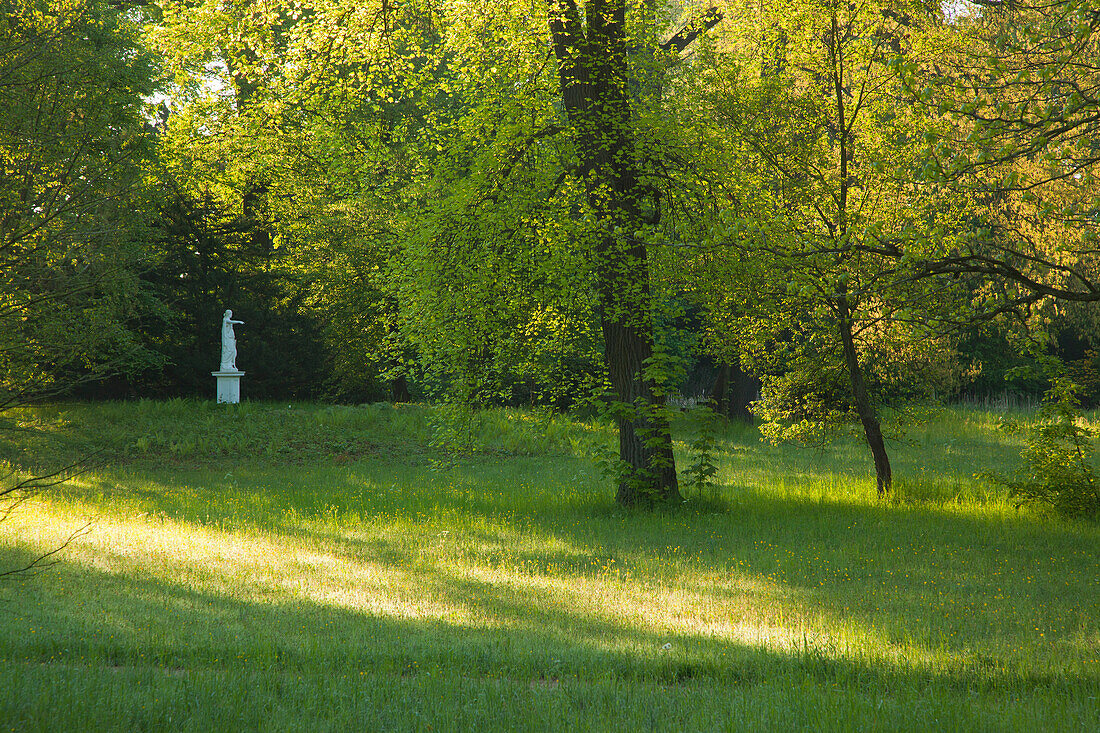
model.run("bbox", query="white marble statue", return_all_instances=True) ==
[220,309,244,371]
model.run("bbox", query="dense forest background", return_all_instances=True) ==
[5,0,1100,500]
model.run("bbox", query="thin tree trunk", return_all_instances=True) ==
[828,15,888,495]
[837,301,891,495]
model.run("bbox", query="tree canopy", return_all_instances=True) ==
[0,0,161,407]
[5,0,1100,505]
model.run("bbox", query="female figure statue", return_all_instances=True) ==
[220,309,244,370]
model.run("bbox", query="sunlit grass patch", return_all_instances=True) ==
[0,402,1098,730]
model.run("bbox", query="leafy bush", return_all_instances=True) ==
[681,404,721,499]
[993,379,1100,520]
[754,364,856,447]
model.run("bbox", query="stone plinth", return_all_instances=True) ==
[211,370,245,404]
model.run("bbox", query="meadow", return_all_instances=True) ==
[0,400,1097,731]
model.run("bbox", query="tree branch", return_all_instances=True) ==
[660,7,723,54]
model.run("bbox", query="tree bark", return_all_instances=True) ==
[549,0,680,506]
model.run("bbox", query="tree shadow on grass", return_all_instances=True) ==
[9,435,1093,718]
[0,538,1095,694]
[48,455,1100,666]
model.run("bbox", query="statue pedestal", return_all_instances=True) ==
[211,370,245,404]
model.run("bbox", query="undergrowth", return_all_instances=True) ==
[986,379,1100,520]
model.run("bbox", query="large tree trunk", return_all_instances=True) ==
[600,266,679,506]
[837,299,892,496]
[549,0,680,506]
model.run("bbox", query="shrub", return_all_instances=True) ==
[682,404,721,499]
[995,379,1100,520]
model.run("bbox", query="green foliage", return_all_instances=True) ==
[747,320,962,447]
[0,0,164,404]
[899,0,1100,320]
[1064,349,1100,407]
[755,365,856,448]
[145,0,444,402]
[681,404,721,499]
[670,0,977,493]
[954,325,1049,400]
[992,379,1100,520]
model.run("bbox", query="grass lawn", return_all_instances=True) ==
[0,400,1097,731]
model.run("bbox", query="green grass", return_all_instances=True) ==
[0,401,1097,731]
